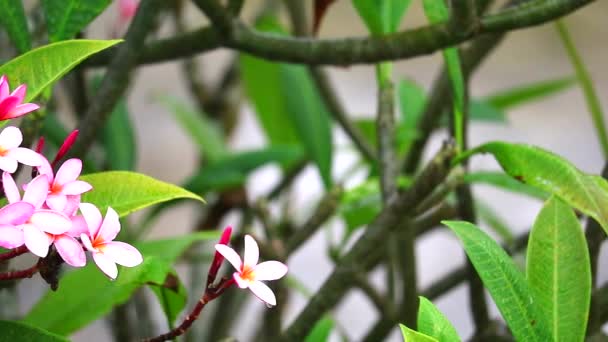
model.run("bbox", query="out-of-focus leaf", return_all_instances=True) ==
[352,0,412,35]
[460,142,608,235]
[442,220,551,341]
[354,119,376,148]
[0,321,68,342]
[41,0,111,42]
[305,317,334,342]
[486,76,577,110]
[417,296,460,342]
[397,78,425,153]
[526,196,590,341]
[280,65,333,188]
[0,0,31,53]
[399,324,438,342]
[0,39,121,102]
[476,202,514,244]
[148,271,188,328]
[463,171,548,200]
[161,96,226,163]
[101,97,136,170]
[80,171,204,217]
[469,100,506,122]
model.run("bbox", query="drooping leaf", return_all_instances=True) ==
[23,232,218,335]
[41,0,111,42]
[417,296,460,342]
[304,316,334,342]
[100,94,136,170]
[442,220,551,341]
[80,171,204,217]
[0,39,121,102]
[0,0,31,53]
[486,76,576,110]
[0,320,68,342]
[459,142,608,234]
[352,0,412,35]
[399,324,438,342]
[280,65,333,188]
[526,196,591,341]
[161,96,226,163]
[462,171,548,200]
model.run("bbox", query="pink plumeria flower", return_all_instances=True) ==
[38,157,92,213]
[0,76,40,121]
[0,202,35,249]
[79,203,143,279]
[3,172,83,266]
[0,126,44,173]
[118,0,138,21]
[215,235,288,306]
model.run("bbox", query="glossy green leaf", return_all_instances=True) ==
[42,0,111,42]
[417,296,460,342]
[0,321,68,342]
[352,0,412,34]
[304,316,334,342]
[100,93,136,170]
[442,220,551,341]
[486,76,576,110]
[462,171,548,200]
[0,39,121,102]
[80,171,204,217]
[24,232,218,335]
[399,324,438,342]
[161,97,226,163]
[280,65,333,188]
[461,142,608,234]
[526,196,590,341]
[0,0,31,53]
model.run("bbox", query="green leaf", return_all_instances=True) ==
[397,78,425,153]
[340,178,381,233]
[148,271,188,327]
[0,39,121,102]
[352,0,413,34]
[0,320,68,342]
[462,171,548,200]
[101,94,136,170]
[304,316,334,342]
[80,171,204,217]
[417,296,460,342]
[24,232,218,335]
[161,97,226,163]
[442,220,551,341]
[476,202,514,244]
[280,65,333,188]
[469,100,506,122]
[460,142,608,235]
[0,0,31,53]
[42,0,111,42]
[526,196,591,341]
[486,76,576,110]
[399,324,438,342]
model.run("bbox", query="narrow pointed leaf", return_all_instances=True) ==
[442,220,551,341]
[0,39,121,102]
[463,171,548,200]
[486,76,576,110]
[417,296,460,342]
[304,316,334,342]
[0,321,68,342]
[0,0,31,52]
[526,196,591,341]
[399,324,438,342]
[41,0,111,42]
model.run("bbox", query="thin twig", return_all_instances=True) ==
[0,263,39,281]
[0,246,29,261]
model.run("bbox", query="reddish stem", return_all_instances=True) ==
[0,263,39,281]
[0,246,29,261]
[143,278,235,342]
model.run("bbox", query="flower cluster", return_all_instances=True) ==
[0,77,141,279]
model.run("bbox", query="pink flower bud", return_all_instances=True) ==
[52,130,78,168]
[207,226,232,286]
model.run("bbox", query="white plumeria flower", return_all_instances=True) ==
[0,126,43,173]
[215,235,288,306]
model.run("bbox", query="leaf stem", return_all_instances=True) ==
[0,246,29,261]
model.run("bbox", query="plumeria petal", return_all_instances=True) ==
[79,203,102,238]
[23,175,49,209]
[61,180,92,195]
[243,234,259,267]
[0,157,18,173]
[215,244,242,271]
[0,126,22,149]
[0,225,24,248]
[23,224,51,257]
[63,195,81,216]
[0,202,34,225]
[30,210,71,235]
[0,97,20,120]
[248,281,277,306]
[68,214,88,237]
[93,252,118,279]
[6,103,40,119]
[54,235,86,267]
[54,158,82,186]
[97,207,120,242]
[101,241,143,267]
[37,157,53,181]
[80,233,95,251]
[253,261,288,281]
[10,84,26,103]
[46,194,68,212]
[233,272,250,289]
[0,76,8,100]
[8,147,43,166]
[2,172,20,203]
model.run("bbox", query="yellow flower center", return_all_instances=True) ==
[240,264,256,282]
